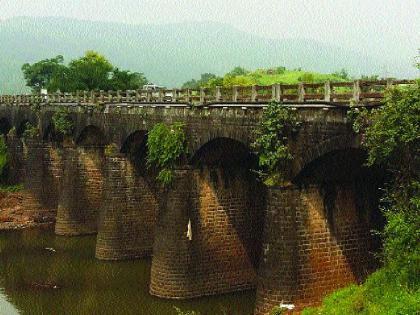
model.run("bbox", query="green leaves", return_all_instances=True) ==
[22,51,148,92]
[147,122,188,187]
[52,107,73,137]
[0,136,8,177]
[252,102,301,185]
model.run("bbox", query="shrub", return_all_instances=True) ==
[252,102,301,185]
[147,122,188,187]
[52,107,73,136]
[0,135,8,177]
[22,122,39,139]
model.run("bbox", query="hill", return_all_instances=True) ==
[0,17,415,93]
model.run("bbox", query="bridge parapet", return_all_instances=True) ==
[0,79,414,107]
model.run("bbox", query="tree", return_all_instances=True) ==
[108,68,148,90]
[21,55,66,92]
[181,73,220,89]
[332,68,350,80]
[21,51,149,92]
[226,66,249,77]
[67,51,113,91]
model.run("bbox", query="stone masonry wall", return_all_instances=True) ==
[95,154,158,260]
[21,139,62,222]
[254,184,379,315]
[150,167,266,298]
[55,146,104,235]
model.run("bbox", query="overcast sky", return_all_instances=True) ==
[1,0,419,66]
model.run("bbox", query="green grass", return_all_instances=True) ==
[302,268,420,315]
[0,183,24,192]
[252,70,347,86]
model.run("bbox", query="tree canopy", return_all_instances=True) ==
[21,51,148,92]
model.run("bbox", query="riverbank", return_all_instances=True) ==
[0,190,53,230]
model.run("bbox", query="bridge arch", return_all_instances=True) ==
[190,136,257,168]
[0,118,11,135]
[292,134,361,179]
[76,125,108,147]
[120,130,148,161]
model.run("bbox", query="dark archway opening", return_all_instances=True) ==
[76,125,107,147]
[0,118,11,135]
[293,148,387,284]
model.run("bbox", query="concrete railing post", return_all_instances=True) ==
[324,81,331,102]
[232,85,239,102]
[251,85,258,102]
[353,80,361,103]
[276,84,282,102]
[298,82,305,102]
[215,86,222,102]
[200,88,205,104]
[172,89,178,103]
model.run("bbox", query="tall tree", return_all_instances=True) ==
[108,68,148,90]
[67,51,113,91]
[21,55,66,92]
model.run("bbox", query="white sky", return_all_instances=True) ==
[1,0,419,63]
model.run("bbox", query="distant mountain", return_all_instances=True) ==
[0,17,416,93]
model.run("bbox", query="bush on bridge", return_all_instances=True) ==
[0,136,8,177]
[52,107,73,137]
[147,122,188,187]
[252,101,301,186]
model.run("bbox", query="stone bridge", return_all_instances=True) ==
[0,83,392,315]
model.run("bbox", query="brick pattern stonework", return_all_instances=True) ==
[150,167,266,298]
[254,184,379,315]
[95,154,158,260]
[21,139,62,222]
[55,146,104,235]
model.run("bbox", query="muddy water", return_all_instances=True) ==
[0,228,255,315]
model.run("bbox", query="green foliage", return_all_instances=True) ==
[332,68,350,80]
[227,66,249,77]
[298,72,315,83]
[173,307,200,315]
[182,73,221,89]
[52,107,73,136]
[22,122,39,139]
[0,183,24,193]
[0,136,8,177]
[252,102,301,185]
[302,268,420,315]
[21,55,66,92]
[104,143,119,156]
[147,122,188,187]
[270,306,287,315]
[108,68,148,90]
[22,51,148,92]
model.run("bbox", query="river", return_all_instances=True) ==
[0,228,255,315]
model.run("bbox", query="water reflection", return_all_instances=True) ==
[0,229,255,315]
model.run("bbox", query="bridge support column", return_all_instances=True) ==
[150,167,265,299]
[254,183,379,315]
[5,136,25,184]
[95,153,158,260]
[21,139,62,222]
[55,145,104,236]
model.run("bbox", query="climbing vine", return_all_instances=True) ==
[52,107,73,136]
[147,122,188,187]
[252,101,301,186]
[22,122,39,139]
[0,136,8,177]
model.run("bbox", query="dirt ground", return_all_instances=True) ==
[0,191,51,230]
